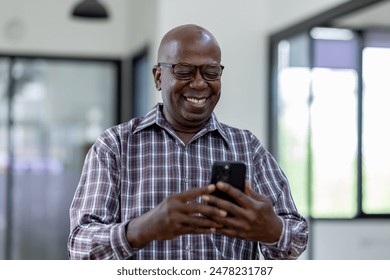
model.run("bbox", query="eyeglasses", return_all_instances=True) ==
[158,62,224,81]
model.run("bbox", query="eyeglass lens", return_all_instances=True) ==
[170,63,223,81]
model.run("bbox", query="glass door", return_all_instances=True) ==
[0,57,119,259]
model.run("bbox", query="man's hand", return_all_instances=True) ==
[126,184,227,249]
[202,180,283,244]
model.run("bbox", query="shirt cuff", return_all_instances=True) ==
[110,221,139,259]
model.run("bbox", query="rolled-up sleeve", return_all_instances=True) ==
[260,213,309,259]
[67,136,136,260]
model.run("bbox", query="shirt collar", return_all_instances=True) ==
[133,103,230,145]
[133,103,166,133]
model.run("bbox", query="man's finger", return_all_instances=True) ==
[215,181,249,206]
[175,184,216,202]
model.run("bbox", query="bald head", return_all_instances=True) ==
[152,24,223,135]
[157,24,221,63]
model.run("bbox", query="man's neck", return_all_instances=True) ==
[175,130,195,145]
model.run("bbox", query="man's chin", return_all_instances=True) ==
[183,112,211,125]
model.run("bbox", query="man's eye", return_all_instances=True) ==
[204,72,219,78]
[175,71,193,77]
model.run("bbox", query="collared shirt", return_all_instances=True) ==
[68,104,308,260]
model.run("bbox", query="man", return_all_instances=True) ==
[68,24,308,260]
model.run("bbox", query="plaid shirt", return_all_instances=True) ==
[68,104,308,260]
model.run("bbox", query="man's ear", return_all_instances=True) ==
[152,65,162,91]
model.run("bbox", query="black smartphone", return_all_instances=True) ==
[209,161,246,204]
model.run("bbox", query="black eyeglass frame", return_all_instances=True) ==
[158,62,224,81]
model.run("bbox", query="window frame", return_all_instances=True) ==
[268,0,390,221]
[268,0,390,260]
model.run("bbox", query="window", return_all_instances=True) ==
[0,56,121,259]
[362,42,390,214]
[270,28,390,219]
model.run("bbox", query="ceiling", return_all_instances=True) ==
[332,0,390,29]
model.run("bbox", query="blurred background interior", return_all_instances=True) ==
[0,0,389,260]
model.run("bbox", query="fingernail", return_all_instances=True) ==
[219,210,227,217]
[207,184,216,191]
[202,195,210,202]
[210,228,216,233]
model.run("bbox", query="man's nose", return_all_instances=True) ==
[189,69,208,90]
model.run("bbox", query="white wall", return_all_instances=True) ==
[127,0,157,54]
[0,0,132,57]
[266,0,348,33]
[313,220,390,259]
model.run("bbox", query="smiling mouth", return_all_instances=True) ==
[185,97,207,104]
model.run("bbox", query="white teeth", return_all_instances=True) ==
[186,97,206,104]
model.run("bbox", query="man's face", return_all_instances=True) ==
[153,34,222,133]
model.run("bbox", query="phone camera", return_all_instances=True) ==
[215,165,230,181]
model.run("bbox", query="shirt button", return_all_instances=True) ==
[123,251,128,257]
[184,178,188,183]
[185,244,191,251]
